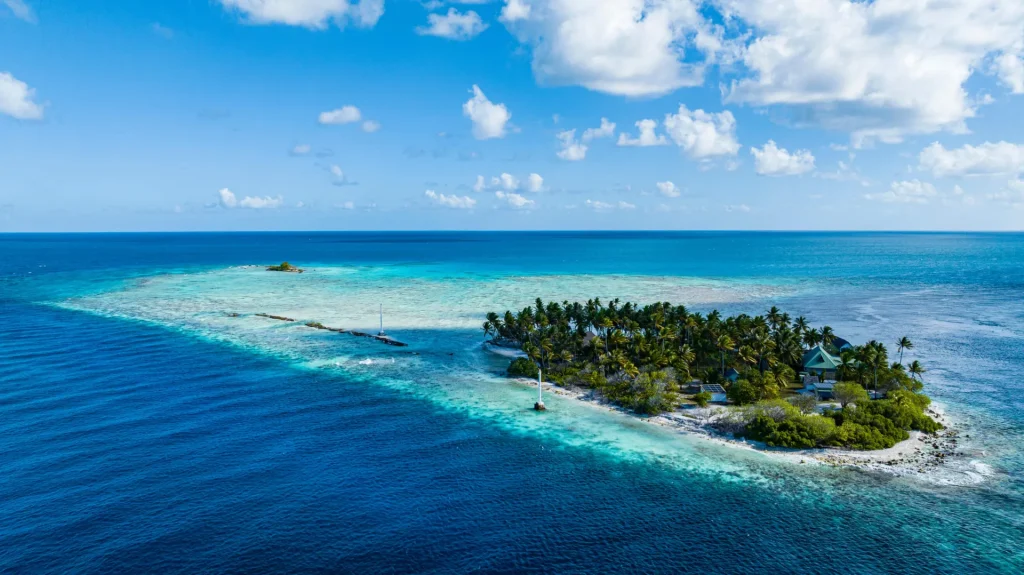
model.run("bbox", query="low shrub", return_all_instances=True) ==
[727,379,760,405]
[788,393,819,414]
[693,391,712,408]
[507,358,539,379]
[739,412,836,448]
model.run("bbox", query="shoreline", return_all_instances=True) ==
[513,376,989,486]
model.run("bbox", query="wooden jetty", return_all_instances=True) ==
[239,312,409,347]
[255,313,296,322]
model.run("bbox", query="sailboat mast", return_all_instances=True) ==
[533,366,546,411]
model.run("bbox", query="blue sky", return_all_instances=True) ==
[2,0,1024,231]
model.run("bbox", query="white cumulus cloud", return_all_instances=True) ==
[492,173,519,191]
[663,105,740,159]
[995,53,1024,94]
[425,190,477,209]
[0,72,44,120]
[556,129,587,161]
[499,0,530,23]
[290,144,311,155]
[495,0,1024,141]
[218,188,283,209]
[865,180,939,204]
[582,117,616,142]
[495,190,535,208]
[721,0,1024,142]
[656,181,680,198]
[217,0,384,29]
[474,172,540,193]
[319,105,361,125]
[617,119,668,147]
[240,195,285,208]
[918,141,1024,177]
[527,173,544,192]
[585,199,635,210]
[218,188,238,208]
[417,8,488,40]
[361,120,380,132]
[750,140,815,176]
[463,85,511,140]
[499,0,709,97]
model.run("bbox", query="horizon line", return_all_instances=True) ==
[2,229,1024,235]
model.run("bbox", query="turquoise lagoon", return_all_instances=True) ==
[1,232,1022,573]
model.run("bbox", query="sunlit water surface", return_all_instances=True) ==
[1,232,1022,573]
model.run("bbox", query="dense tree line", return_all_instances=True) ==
[484,298,939,449]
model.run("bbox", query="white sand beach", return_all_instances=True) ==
[515,376,989,486]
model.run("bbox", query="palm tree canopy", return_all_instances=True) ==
[483,299,925,416]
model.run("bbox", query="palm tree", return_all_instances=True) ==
[775,332,802,368]
[676,343,695,381]
[684,314,698,345]
[820,325,835,348]
[860,340,888,392]
[794,316,809,338]
[608,329,629,354]
[766,306,782,332]
[716,334,735,377]
[483,297,923,417]
[750,330,776,374]
[837,349,857,381]
[523,341,540,365]
[803,328,822,349]
[483,311,503,340]
[737,345,757,368]
[770,363,791,389]
[896,336,913,366]
[778,312,791,330]
[539,337,554,369]
[908,360,926,381]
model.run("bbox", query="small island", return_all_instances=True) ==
[484,298,941,452]
[267,261,303,273]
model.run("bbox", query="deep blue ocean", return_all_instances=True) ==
[1,232,1023,574]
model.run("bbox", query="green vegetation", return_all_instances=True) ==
[267,261,303,272]
[730,388,940,450]
[693,391,712,408]
[833,382,870,408]
[485,298,939,450]
[787,393,818,414]
[507,357,540,379]
[603,370,679,415]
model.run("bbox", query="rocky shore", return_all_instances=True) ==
[804,405,989,483]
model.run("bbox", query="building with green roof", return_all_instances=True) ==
[801,344,842,378]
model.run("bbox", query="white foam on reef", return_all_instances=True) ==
[55,265,817,485]
[56,264,993,489]
[66,265,788,333]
